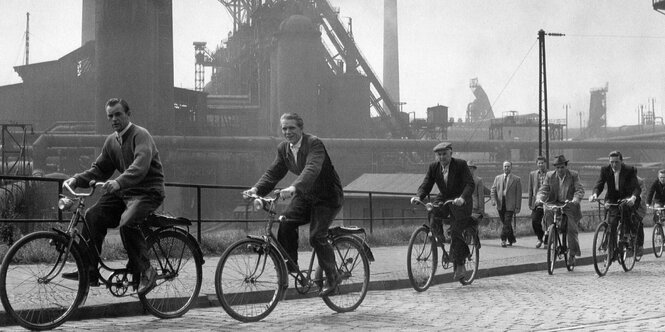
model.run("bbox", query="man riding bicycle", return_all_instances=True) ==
[536,155,584,266]
[243,113,344,297]
[62,98,165,295]
[589,151,641,261]
[411,142,475,281]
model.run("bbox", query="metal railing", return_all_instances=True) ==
[0,176,607,243]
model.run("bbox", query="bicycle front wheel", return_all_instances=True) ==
[653,224,664,258]
[322,236,370,312]
[459,228,479,286]
[620,231,637,272]
[592,222,610,277]
[0,231,88,331]
[406,225,437,291]
[215,238,285,322]
[546,225,557,275]
[139,230,203,318]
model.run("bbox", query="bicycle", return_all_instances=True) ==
[0,181,204,331]
[406,198,480,292]
[650,206,665,258]
[591,198,638,277]
[214,191,373,322]
[542,202,574,275]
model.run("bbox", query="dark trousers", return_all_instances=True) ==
[607,203,637,252]
[498,201,516,243]
[531,207,544,241]
[83,189,164,273]
[279,195,341,282]
[432,203,472,266]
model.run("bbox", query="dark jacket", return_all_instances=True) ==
[416,158,474,212]
[646,179,665,206]
[254,133,343,206]
[592,164,641,204]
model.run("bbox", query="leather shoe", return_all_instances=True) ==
[569,254,576,266]
[454,264,467,280]
[62,270,99,286]
[501,241,507,248]
[319,273,342,297]
[536,240,543,249]
[138,266,157,295]
[636,246,644,257]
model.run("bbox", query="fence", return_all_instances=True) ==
[0,176,611,243]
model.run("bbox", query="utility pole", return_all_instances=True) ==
[25,12,29,65]
[538,30,564,168]
[579,112,583,136]
[564,104,570,140]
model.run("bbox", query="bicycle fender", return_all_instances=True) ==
[335,234,375,263]
[51,228,89,263]
[149,229,205,266]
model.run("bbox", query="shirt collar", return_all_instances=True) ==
[290,136,303,150]
[116,122,133,141]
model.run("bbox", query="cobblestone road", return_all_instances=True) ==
[6,254,665,331]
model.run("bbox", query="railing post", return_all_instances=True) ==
[368,192,373,234]
[197,187,202,243]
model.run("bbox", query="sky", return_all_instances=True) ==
[1,0,665,128]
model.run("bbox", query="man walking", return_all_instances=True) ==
[527,156,548,248]
[491,161,522,247]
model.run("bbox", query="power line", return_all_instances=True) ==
[566,33,665,39]
[491,39,538,109]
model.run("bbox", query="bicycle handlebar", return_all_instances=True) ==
[410,198,454,211]
[62,180,105,197]
[542,201,573,210]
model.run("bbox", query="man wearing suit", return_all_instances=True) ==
[412,142,475,280]
[589,151,641,262]
[536,155,584,265]
[243,113,344,296]
[491,161,522,247]
[527,156,548,248]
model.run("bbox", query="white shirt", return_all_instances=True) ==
[442,164,449,183]
[115,122,133,145]
[290,136,303,164]
[503,174,510,196]
[613,168,621,191]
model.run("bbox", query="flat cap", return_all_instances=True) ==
[433,142,452,152]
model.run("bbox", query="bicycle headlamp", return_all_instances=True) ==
[253,198,264,211]
[58,197,75,211]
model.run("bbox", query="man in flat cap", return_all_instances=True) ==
[536,154,584,266]
[412,142,475,281]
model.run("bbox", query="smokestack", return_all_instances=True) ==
[383,0,400,110]
[82,0,95,45]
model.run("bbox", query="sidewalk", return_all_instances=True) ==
[0,227,656,326]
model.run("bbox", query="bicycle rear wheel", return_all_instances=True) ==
[459,228,479,286]
[215,238,285,322]
[653,224,664,258]
[0,231,88,331]
[140,230,203,318]
[546,225,557,275]
[406,225,437,291]
[620,232,637,272]
[592,222,610,277]
[322,236,370,312]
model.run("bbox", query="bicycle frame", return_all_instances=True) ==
[59,182,195,294]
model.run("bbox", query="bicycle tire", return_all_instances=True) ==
[215,238,285,322]
[620,230,637,272]
[563,230,573,272]
[406,225,437,292]
[139,230,203,318]
[0,231,88,331]
[459,228,479,285]
[653,224,664,258]
[322,236,370,312]
[546,225,557,275]
[592,222,610,277]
